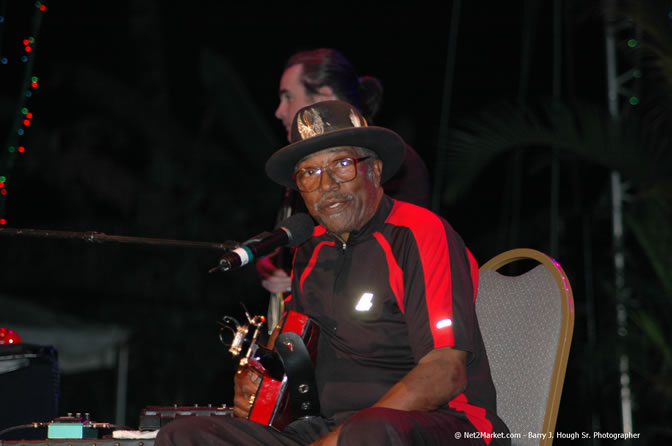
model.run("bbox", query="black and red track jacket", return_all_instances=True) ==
[286,195,509,440]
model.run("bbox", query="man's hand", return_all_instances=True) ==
[256,251,280,279]
[256,252,292,294]
[232,367,262,418]
[261,269,292,294]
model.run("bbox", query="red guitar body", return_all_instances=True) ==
[247,310,320,430]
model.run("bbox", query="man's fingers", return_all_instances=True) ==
[232,392,254,418]
[248,371,261,385]
[232,368,263,418]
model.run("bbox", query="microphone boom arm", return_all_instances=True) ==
[0,213,314,275]
[0,227,237,251]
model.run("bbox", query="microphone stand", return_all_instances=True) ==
[0,226,238,255]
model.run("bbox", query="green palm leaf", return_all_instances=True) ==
[440,99,671,205]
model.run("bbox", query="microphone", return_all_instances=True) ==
[210,213,314,273]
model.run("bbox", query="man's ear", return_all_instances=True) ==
[315,85,336,100]
[372,159,383,185]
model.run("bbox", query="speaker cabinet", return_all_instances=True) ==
[0,344,60,440]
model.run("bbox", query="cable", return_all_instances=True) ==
[0,421,131,438]
[0,422,47,438]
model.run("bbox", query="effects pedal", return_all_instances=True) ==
[47,413,103,439]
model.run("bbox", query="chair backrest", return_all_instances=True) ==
[476,248,574,446]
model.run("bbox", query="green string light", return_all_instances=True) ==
[627,39,638,48]
[629,96,639,105]
[1,2,45,225]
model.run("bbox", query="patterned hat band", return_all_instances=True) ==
[266,100,407,190]
[291,102,368,143]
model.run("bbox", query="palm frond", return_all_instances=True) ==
[625,190,672,296]
[440,99,672,204]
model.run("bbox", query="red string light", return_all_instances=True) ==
[2,3,46,227]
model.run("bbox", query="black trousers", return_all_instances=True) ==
[154,407,485,446]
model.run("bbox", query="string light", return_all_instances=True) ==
[0,1,47,226]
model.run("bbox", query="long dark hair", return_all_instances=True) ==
[285,48,384,123]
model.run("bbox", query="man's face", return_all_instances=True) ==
[297,146,383,241]
[275,64,334,142]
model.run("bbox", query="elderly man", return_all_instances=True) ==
[259,48,431,327]
[155,101,509,445]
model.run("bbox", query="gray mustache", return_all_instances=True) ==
[314,193,354,211]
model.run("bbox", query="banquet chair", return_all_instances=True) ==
[476,248,575,445]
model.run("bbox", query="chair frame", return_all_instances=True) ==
[480,248,575,445]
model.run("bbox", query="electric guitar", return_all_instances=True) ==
[220,310,320,431]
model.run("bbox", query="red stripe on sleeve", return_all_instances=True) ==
[373,232,405,313]
[385,201,455,348]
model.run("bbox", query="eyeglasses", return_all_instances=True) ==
[293,156,370,192]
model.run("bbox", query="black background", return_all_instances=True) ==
[1,0,671,443]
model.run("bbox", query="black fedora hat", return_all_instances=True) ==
[265,100,406,190]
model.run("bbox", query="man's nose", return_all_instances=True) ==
[274,102,284,120]
[318,170,339,191]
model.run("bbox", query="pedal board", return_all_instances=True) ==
[139,405,232,431]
